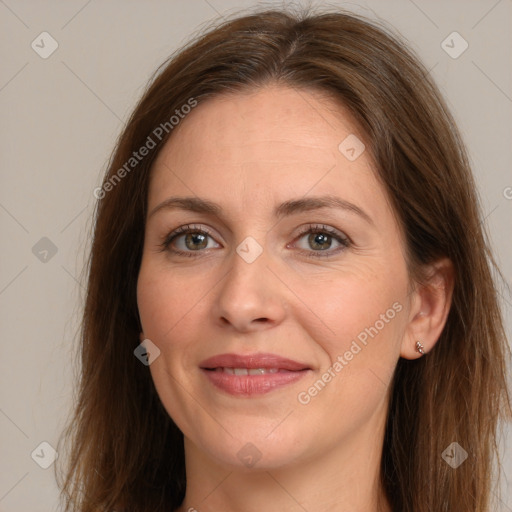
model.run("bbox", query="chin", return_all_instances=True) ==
[212,441,304,472]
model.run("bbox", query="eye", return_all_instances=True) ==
[291,224,351,258]
[160,224,220,256]
[160,223,351,259]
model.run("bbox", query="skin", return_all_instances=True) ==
[136,85,454,512]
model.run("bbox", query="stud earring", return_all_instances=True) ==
[415,341,425,355]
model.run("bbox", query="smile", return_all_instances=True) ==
[201,367,310,395]
[199,353,312,396]
[210,367,280,375]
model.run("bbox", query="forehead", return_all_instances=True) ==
[156,85,365,164]
[148,85,389,224]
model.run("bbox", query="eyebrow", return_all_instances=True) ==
[148,195,373,225]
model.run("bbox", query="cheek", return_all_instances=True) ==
[136,261,212,431]
[137,258,206,343]
[137,268,170,339]
[136,257,223,393]
[291,265,407,410]
[291,261,406,356]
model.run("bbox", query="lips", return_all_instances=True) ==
[213,367,280,375]
[199,353,310,372]
[199,353,311,396]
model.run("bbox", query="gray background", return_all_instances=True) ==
[0,1,511,510]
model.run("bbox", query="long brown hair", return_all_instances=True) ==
[56,7,512,511]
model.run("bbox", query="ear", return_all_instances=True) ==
[139,332,146,342]
[401,257,455,359]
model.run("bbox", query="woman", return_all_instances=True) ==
[56,7,511,512]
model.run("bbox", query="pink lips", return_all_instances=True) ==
[199,352,311,396]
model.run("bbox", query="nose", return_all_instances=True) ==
[211,244,287,333]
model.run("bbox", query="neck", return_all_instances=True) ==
[176,415,392,512]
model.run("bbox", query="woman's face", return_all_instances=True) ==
[137,85,415,470]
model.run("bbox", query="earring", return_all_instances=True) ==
[415,341,425,355]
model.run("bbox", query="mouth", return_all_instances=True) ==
[199,353,311,396]
[205,367,285,375]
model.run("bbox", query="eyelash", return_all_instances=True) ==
[159,223,351,259]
